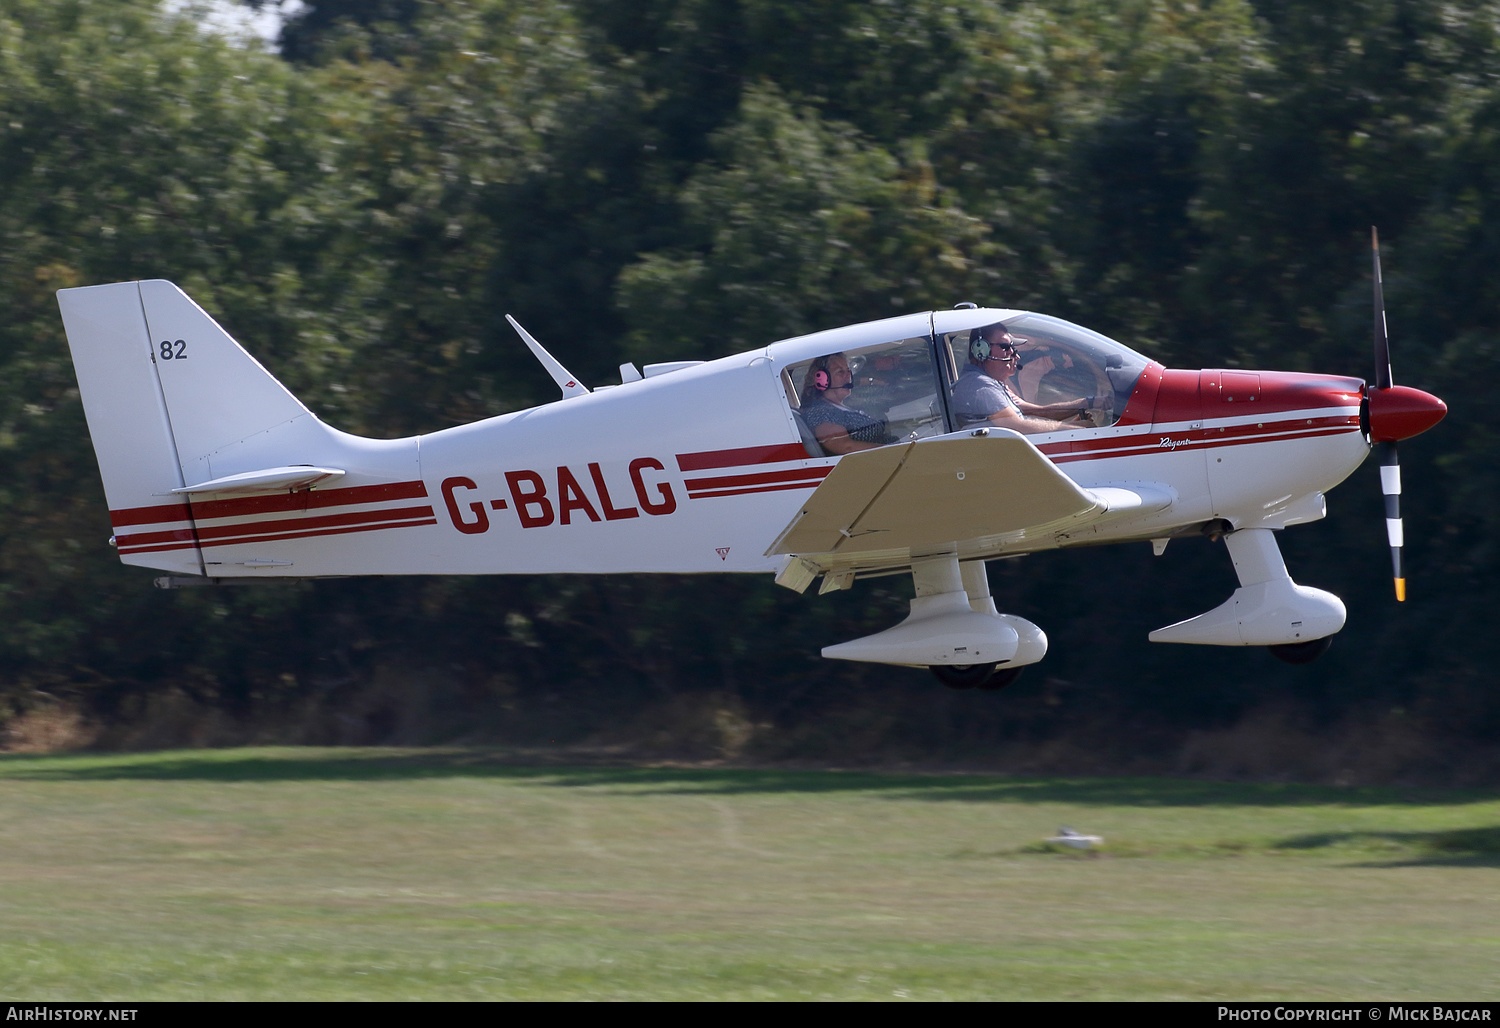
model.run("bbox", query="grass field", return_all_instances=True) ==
[0,748,1497,1000]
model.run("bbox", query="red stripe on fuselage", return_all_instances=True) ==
[116,507,434,550]
[109,480,429,529]
[114,527,199,552]
[110,502,193,528]
[1040,413,1358,458]
[687,481,827,499]
[1050,419,1360,463]
[199,516,439,550]
[122,510,435,549]
[684,466,830,492]
[191,480,429,520]
[194,505,435,544]
[676,443,809,472]
[116,539,201,555]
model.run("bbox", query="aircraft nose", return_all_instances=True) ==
[1366,384,1447,442]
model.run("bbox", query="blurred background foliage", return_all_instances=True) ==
[1,0,1497,775]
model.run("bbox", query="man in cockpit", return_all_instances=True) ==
[950,324,1099,434]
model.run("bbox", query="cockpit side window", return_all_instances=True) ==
[941,314,1150,432]
[783,336,945,457]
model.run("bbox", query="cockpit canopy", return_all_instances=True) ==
[775,310,1154,457]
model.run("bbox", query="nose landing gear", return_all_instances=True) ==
[1149,527,1344,658]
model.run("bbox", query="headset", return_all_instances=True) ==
[969,326,1022,366]
[806,353,856,393]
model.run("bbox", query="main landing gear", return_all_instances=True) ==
[930,663,1025,691]
[820,555,1048,690]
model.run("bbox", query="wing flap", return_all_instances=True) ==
[767,444,910,555]
[768,430,1105,557]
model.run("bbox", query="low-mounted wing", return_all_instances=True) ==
[767,430,1107,558]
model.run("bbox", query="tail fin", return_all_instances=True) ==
[134,280,311,475]
[58,280,315,574]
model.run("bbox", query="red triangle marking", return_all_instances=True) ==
[716,547,730,560]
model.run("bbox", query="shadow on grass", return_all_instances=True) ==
[1273,826,1500,867]
[1,747,1495,809]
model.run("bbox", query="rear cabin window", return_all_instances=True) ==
[783,336,946,458]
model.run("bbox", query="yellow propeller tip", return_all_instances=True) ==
[1395,578,1406,602]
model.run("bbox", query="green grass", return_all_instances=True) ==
[0,748,1497,1000]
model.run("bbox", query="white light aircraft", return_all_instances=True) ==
[57,232,1446,690]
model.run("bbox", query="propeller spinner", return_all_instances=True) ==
[1366,227,1447,601]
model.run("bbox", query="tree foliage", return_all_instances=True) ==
[1,0,1497,765]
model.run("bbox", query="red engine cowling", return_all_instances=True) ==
[1149,368,1367,425]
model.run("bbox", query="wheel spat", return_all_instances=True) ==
[977,667,1024,691]
[929,663,999,690]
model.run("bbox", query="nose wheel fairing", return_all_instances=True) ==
[1148,527,1345,647]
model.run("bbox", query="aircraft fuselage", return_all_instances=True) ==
[102,307,1369,580]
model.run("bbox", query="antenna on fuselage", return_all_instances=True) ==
[505,315,590,400]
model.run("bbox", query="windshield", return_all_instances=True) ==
[940,313,1151,430]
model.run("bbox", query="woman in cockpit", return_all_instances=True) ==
[799,352,889,455]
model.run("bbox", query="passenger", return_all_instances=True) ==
[799,352,889,455]
[950,325,1098,434]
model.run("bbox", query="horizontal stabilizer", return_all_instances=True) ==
[170,466,346,495]
[767,429,1105,557]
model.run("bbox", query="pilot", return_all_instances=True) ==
[950,324,1098,434]
[799,352,889,455]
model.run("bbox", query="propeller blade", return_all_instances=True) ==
[1371,228,1405,599]
[1378,439,1404,601]
[1372,226,1393,390]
